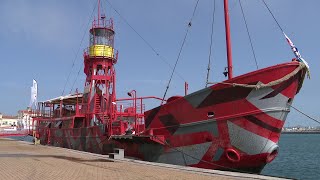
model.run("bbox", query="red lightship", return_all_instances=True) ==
[31,0,308,173]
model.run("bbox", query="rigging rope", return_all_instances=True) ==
[239,0,259,69]
[289,104,320,125]
[161,0,200,104]
[261,0,284,33]
[62,0,98,96]
[70,64,84,94]
[261,0,310,78]
[105,0,186,82]
[205,0,216,88]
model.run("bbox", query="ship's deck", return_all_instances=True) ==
[0,137,288,180]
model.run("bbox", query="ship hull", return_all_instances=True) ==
[35,61,306,173]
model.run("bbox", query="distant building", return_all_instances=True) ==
[17,108,33,130]
[0,113,18,127]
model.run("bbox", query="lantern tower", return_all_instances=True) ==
[83,0,118,133]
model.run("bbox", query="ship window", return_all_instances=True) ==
[207,112,214,118]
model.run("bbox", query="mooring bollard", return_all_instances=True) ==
[33,131,40,145]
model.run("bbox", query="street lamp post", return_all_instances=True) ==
[127,90,137,133]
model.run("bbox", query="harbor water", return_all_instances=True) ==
[262,134,320,180]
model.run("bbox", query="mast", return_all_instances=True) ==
[223,0,233,79]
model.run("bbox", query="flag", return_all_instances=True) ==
[283,32,301,59]
[30,79,38,108]
[283,32,310,78]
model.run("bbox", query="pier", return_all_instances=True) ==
[0,137,289,180]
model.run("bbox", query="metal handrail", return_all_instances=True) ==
[92,18,114,29]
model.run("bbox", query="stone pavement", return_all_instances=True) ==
[0,138,288,180]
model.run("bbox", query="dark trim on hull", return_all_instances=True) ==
[244,115,282,133]
[261,74,297,99]
[198,86,253,108]
[159,114,180,134]
[145,106,161,128]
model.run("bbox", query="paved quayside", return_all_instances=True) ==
[0,138,289,180]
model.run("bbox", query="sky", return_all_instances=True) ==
[0,0,319,127]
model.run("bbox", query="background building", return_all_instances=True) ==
[17,108,33,130]
[0,113,18,128]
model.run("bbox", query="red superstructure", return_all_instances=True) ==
[30,0,308,173]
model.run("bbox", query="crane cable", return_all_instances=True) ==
[205,0,216,88]
[239,0,259,69]
[161,0,200,104]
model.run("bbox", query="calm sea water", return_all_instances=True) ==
[9,134,320,179]
[262,134,320,180]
